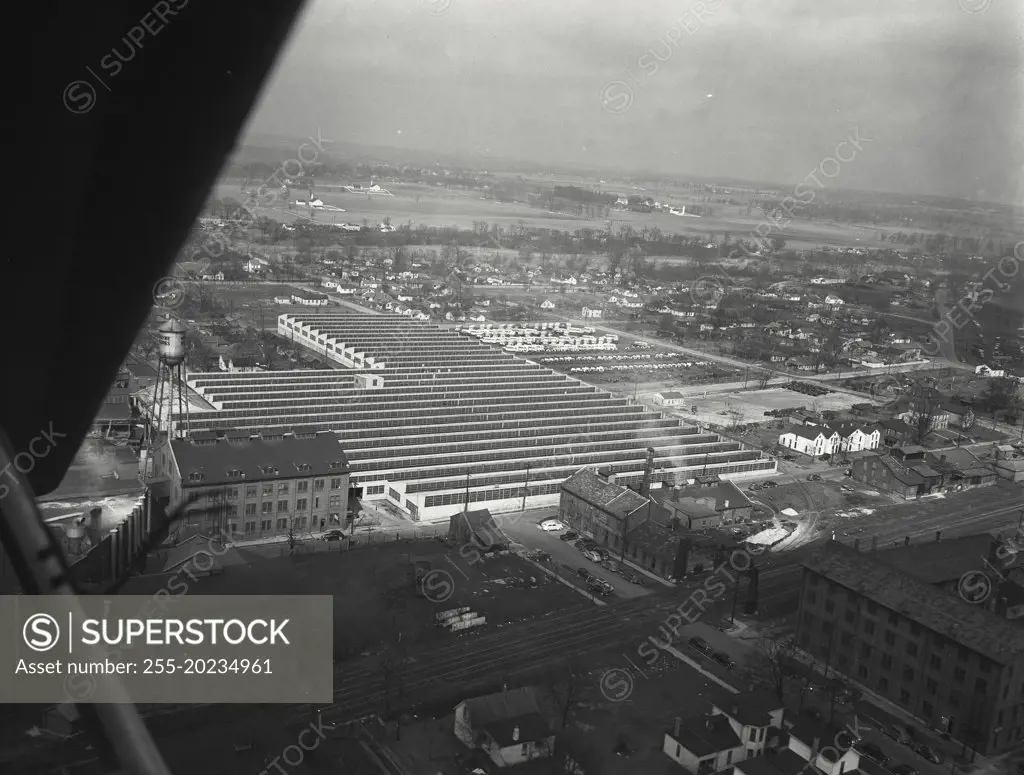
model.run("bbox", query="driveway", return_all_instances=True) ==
[499,510,654,600]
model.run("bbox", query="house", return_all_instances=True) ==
[710,689,785,759]
[244,257,269,273]
[559,467,662,551]
[653,478,755,529]
[453,687,555,768]
[976,364,1007,378]
[786,718,860,775]
[201,271,225,281]
[778,425,840,458]
[540,299,556,310]
[831,422,881,453]
[273,296,292,305]
[991,444,1024,483]
[581,306,602,319]
[663,714,744,773]
[925,448,997,491]
[875,418,912,448]
[823,294,845,306]
[655,391,688,407]
[290,292,330,307]
[448,508,510,552]
[850,451,941,499]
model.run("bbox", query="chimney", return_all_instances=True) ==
[512,725,520,742]
[672,485,681,502]
[640,447,656,497]
[674,717,682,738]
[607,472,617,485]
[724,500,730,509]
[940,454,947,465]
[936,530,942,542]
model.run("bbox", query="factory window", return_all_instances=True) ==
[877,677,888,692]
[276,518,287,531]
[314,479,325,492]
[314,497,320,509]
[188,472,204,483]
[329,495,341,508]
[922,701,933,717]
[226,487,239,498]
[244,521,256,534]
[837,655,849,669]
[903,668,914,682]
[365,485,384,496]
[331,477,343,489]
[881,655,892,670]
[930,655,942,671]
[907,642,918,657]
[246,485,257,499]
[294,517,307,529]
[245,504,256,516]
[277,500,288,513]
[926,678,937,695]
[262,484,274,497]
[899,690,910,705]
[864,621,875,635]
[278,483,289,494]
[261,502,272,514]
[297,481,309,493]
[296,498,307,511]
[885,631,896,646]
[861,644,872,659]
[260,519,272,532]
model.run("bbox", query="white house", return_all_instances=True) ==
[655,391,687,407]
[290,293,330,307]
[200,271,225,281]
[540,299,556,310]
[832,423,881,453]
[824,294,845,306]
[273,296,291,305]
[779,425,840,457]
[663,715,744,774]
[244,257,269,273]
[454,687,555,768]
[710,691,785,760]
[976,364,1007,378]
[581,306,602,318]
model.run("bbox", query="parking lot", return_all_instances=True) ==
[499,511,662,600]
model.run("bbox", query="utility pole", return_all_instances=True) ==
[463,471,470,513]
[521,463,531,512]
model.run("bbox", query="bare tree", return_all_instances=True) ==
[546,660,589,729]
[755,636,797,699]
[905,379,944,444]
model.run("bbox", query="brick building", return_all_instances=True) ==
[797,541,1024,755]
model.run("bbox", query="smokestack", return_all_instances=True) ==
[936,530,942,542]
[674,717,682,738]
[607,471,617,485]
[672,486,681,502]
[640,447,656,497]
[512,726,520,742]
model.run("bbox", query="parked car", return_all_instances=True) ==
[763,481,778,488]
[320,530,346,542]
[855,742,889,766]
[807,474,822,481]
[540,519,566,532]
[601,558,620,572]
[891,764,919,775]
[688,636,712,655]
[840,484,854,492]
[883,726,912,745]
[582,550,603,563]
[712,651,736,669]
[911,745,941,764]
[576,568,593,581]
[588,579,614,596]
[559,530,579,542]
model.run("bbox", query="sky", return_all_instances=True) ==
[246,0,1024,204]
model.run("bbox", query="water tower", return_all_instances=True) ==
[149,316,191,462]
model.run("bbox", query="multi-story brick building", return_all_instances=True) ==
[154,431,351,539]
[797,541,1024,755]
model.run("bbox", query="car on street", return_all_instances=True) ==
[855,742,889,766]
[890,765,919,775]
[600,558,620,572]
[320,530,346,542]
[576,568,593,581]
[840,484,854,492]
[688,636,713,656]
[911,745,941,764]
[883,726,912,745]
[712,651,736,669]
[588,579,614,596]
[559,530,579,542]
[574,538,599,551]
[807,474,822,481]
[540,519,566,532]
[581,550,603,563]
[763,481,778,488]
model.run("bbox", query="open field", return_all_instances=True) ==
[121,540,588,659]
[211,180,902,251]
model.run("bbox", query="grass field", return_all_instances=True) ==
[210,180,900,251]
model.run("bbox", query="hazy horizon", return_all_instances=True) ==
[243,0,1023,206]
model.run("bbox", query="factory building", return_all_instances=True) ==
[159,313,776,522]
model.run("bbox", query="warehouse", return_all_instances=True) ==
[164,313,776,522]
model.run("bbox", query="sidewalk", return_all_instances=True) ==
[792,646,985,768]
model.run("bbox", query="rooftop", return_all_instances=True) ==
[479,712,552,746]
[803,542,1024,664]
[711,688,784,728]
[170,432,349,488]
[733,750,810,775]
[654,480,753,513]
[562,468,652,521]
[668,714,742,757]
[872,533,1000,585]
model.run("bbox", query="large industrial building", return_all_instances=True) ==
[158,312,776,522]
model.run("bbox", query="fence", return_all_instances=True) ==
[277,525,449,556]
